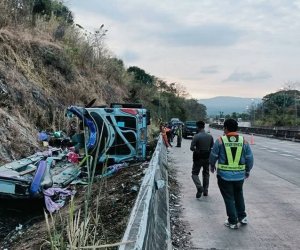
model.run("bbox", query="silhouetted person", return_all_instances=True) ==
[190,121,214,198]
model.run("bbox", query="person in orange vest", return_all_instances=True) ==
[160,123,171,148]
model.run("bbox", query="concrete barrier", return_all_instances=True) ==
[119,136,171,250]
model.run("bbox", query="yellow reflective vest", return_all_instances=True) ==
[217,135,246,171]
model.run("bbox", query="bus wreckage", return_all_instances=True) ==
[0,103,150,206]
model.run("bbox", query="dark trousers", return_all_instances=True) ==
[176,135,182,147]
[217,176,247,224]
[166,132,172,144]
[191,159,209,192]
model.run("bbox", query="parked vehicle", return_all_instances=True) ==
[170,118,180,123]
[183,121,198,138]
[169,118,183,127]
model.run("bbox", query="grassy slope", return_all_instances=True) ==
[0,27,128,164]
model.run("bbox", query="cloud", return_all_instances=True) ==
[68,1,300,98]
[224,70,272,82]
[120,50,140,63]
[201,66,219,74]
[159,24,242,47]
[70,0,129,22]
[70,0,173,24]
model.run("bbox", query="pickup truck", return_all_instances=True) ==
[183,121,198,138]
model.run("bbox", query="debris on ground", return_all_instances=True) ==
[169,165,193,250]
[0,162,149,250]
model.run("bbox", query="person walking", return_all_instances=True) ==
[209,118,254,229]
[190,121,214,198]
[176,124,182,147]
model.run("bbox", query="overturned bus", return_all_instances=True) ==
[66,103,150,165]
[0,103,150,200]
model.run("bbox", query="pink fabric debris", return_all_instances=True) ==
[67,152,79,163]
[43,187,76,213]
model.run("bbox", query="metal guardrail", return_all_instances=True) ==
[210,124,300,141]
[119,136,171,250]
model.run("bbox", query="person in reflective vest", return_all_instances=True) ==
[175,124,182,147]
[209,119,254,229]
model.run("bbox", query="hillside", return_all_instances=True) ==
[0,2,207,164]
[0,27,128,164]
[198,96,261,116]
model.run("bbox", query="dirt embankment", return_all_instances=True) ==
[0,28,129,164]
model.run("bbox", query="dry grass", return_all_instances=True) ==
[0,1,130,164]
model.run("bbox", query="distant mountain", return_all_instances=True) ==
[198,96,261,116]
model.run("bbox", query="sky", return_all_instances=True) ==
[67,0,300,99]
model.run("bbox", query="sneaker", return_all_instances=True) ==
[196,188,203,198]
[224,219,238,229]
[239,217,248,225]
[203,190,208,196]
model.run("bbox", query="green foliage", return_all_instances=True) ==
[102,57,126,84]
[32,0,73,23]
[125,70,207,123]
[32,0,52,17]
[42,48,74,80]
[184,99,207,121]
[224,112,249,121]
[256,89,300,127]
[51,0,74,24]
[62,24,109,69]
[127,66,155,85]
[0,0,73,27]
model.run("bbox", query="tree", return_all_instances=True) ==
[52,0,73,24]
[31,0,52,25]
[127,66,154,85]
[183,99,207,121]
[260,89,300,126]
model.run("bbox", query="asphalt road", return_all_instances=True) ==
[169,128,300,250]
